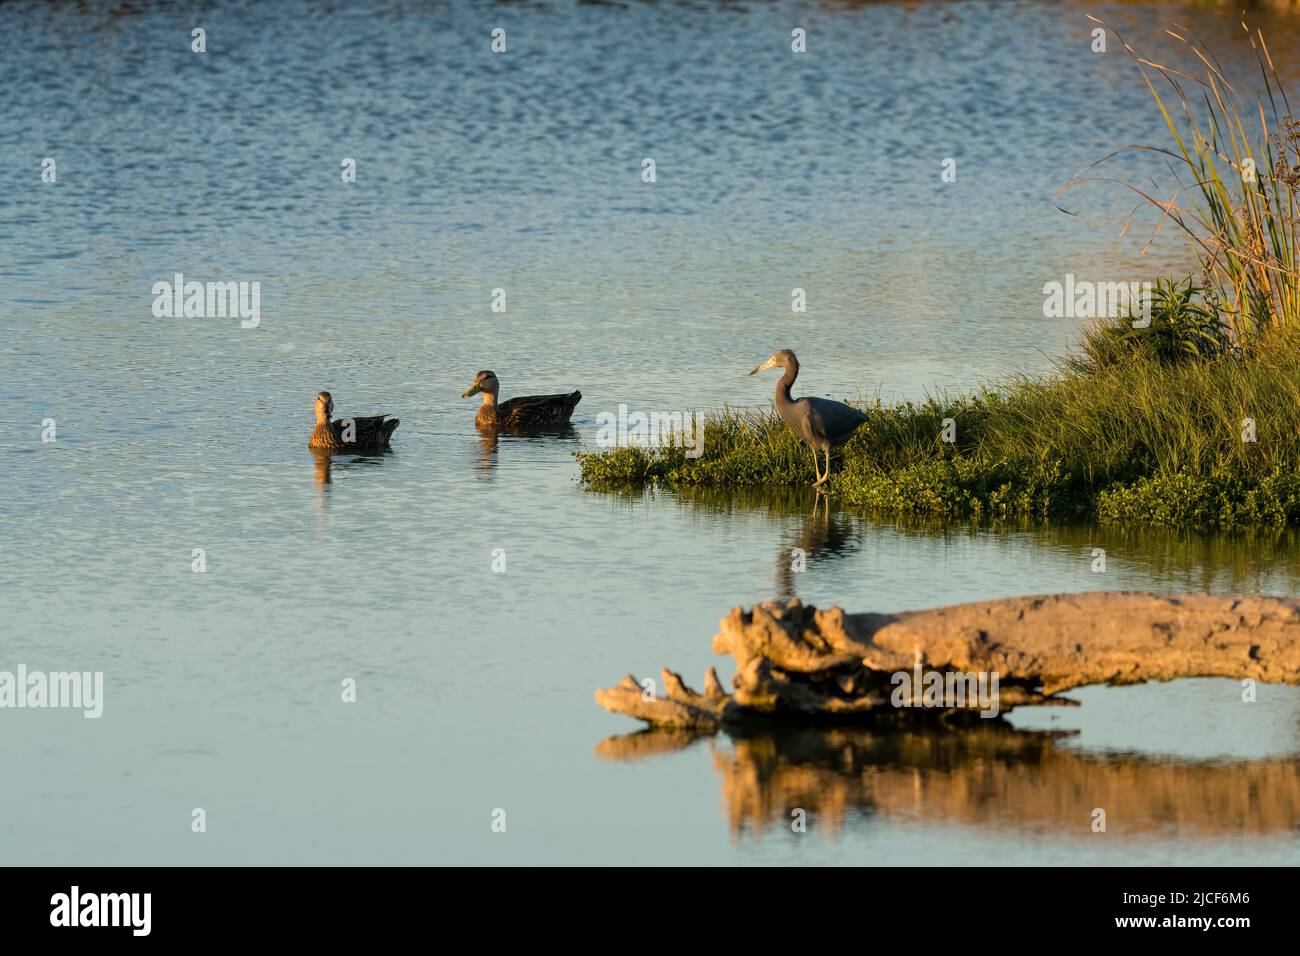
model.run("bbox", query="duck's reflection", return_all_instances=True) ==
[310,449,399,526]
[309,447,396,505]
[475,430,499,474]
[471,424,580,477]
[597,724,1300,840]
[312,449,334,486]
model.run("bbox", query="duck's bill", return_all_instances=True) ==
[749,357,777,376]
[462,383,482,397]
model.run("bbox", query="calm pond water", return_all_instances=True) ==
[3,0,1300,865]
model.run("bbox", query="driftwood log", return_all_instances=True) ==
[595,592,1300,729]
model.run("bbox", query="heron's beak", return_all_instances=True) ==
[462,382,482,398]
[749,357,777,376]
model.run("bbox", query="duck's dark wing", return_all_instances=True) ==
[499,390,581,427]
[331,414,400,448]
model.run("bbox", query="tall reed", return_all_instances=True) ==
[1059,17,1300,339]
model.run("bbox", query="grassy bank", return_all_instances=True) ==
[578,317,1300,528]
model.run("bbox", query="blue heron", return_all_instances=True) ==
[749,349,867,485]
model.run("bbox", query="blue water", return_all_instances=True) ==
[3,0,1300,865]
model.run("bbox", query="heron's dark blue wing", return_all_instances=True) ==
[803,396,868,444]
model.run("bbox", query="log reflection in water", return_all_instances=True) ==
[597,724,1300,839]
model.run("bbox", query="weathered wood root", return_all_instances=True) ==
[593,668,737,732]
[595,592,1300,729]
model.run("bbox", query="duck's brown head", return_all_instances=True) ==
[462,370,499,399]
[314,390,334,423]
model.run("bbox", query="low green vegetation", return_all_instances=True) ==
[581,21,1300,530]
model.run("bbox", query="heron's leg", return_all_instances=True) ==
[825,447,832,482]
[813,447,828,486]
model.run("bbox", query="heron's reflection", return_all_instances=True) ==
[775,490,858,598]
[653,486,862,597]
[597,724,1300,840]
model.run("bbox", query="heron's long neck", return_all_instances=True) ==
[775,362,798,408]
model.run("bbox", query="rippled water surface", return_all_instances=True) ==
[4,0,1300,865]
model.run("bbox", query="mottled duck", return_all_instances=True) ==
[749,349,867,485]
[461,370,581,430]
[308,391,400,452]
